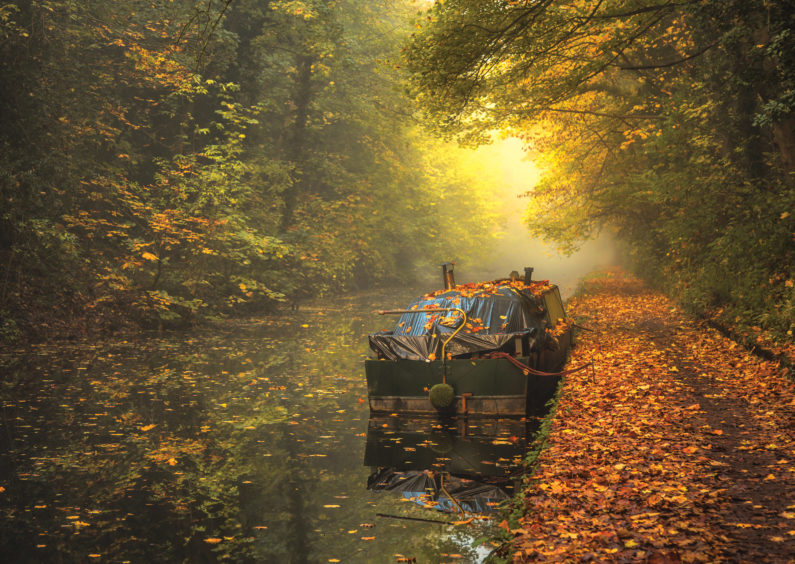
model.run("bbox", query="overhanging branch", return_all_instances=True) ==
[618,40,719,70]
[544,107,661,121]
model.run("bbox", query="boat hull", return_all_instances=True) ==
[365,354,562,417]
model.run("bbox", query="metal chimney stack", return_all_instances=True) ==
[524,267,534,284]
[441,262,456,290]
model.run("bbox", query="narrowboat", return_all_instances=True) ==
[365,264,573,417]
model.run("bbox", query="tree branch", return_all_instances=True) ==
[594,0,700,20]
[544,107,661,121]
[617,40,719,70]
[195,0,234,71]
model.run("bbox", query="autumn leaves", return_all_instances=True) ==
[508,271,794,562]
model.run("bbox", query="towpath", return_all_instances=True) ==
[508,271,794,562]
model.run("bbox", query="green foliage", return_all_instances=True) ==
[404,0,795,343]
[0,0,504,340]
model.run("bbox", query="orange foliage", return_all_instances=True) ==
[422,279,553,301]
[511,270,794,562]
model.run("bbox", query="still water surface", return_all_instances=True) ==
[0,289,538,563]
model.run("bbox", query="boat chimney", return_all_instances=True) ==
[441,262,456,290]
[524,267,534,284]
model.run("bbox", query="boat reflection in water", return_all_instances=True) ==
[364,416,539,515]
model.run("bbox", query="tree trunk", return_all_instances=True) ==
[279,54,314,233]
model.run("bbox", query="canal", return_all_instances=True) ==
[0,288,541,563]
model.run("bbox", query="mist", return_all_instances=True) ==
[457,138,618,298]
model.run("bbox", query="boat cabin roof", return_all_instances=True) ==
[391,280,557,337]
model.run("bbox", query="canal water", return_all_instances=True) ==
[0,288,540,563]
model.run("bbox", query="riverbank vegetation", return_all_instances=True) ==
[0,0,504,343]
[404,0,794,350]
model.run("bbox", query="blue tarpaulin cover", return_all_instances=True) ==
[369,281,553,361]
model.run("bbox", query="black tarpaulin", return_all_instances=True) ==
[368,329,538,361]
[368,281,549,361]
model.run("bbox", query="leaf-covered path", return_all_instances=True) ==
[510,271,794,562]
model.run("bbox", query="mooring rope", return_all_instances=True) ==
[484,351,596,382]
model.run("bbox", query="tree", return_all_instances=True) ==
[0,0,507,341]
[404,0,794,339]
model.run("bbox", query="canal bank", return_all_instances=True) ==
[495,270,794,562]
